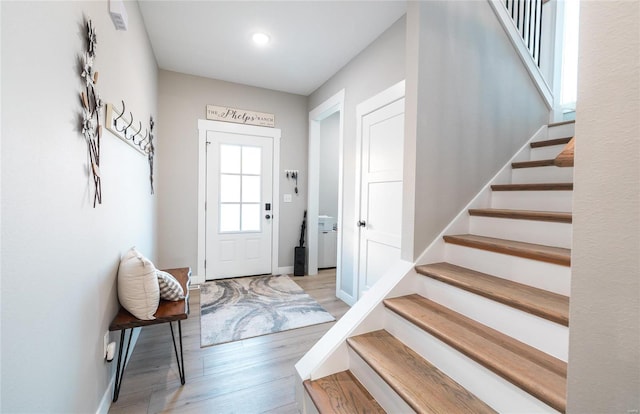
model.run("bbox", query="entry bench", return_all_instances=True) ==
[109,267,191,402]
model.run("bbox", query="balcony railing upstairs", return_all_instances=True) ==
[488,0,553,108]
[504,0,547,66]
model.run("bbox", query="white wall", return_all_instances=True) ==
[156,70,308,271]
[318,112,340,222]
[308,16,406,298]
[405,1,549,260]
[1,1,158,412]
[567,1,640,412]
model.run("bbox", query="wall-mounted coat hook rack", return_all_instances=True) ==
[284,169,299,178]
[284,169,300,194]
[105,101,152,156]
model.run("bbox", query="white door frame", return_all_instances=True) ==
[197,119,281,284]
[354,80,405,300]
[307,90,346,299]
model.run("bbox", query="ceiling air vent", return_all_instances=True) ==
[109,0,128,31]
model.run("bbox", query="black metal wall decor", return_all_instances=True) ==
[148,116,155,194]
[79,18,103,207]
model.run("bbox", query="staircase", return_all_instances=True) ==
[301,121,575,413]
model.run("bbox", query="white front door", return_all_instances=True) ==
[205,129,274,280]
[356,93,405,298]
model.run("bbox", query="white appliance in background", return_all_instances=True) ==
[318,215,335,231]
[318,230,337,269]
[318,214,338,269]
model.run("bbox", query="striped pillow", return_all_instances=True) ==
[157,270,185,301]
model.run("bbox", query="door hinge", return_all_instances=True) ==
[204,260,207,269]
[205,201,207,211]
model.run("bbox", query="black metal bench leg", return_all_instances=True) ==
[113,328,133,402]
[169,320,186,385]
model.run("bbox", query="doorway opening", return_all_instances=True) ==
[307,90,347,303]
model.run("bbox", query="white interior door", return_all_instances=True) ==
[206,130,273,280]
[357,97,405,298]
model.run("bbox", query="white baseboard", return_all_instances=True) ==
[192,268,294,284]
[95,327,142,414]
[96,374,115,414]
[337,290,356,307]
[277,266,294,275]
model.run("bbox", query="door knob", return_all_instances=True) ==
[265,214,271,220]
[357,220,366,228]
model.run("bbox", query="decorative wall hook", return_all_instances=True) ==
[105,101,153,157]
[113,100,126,124]
[120,112,134,135]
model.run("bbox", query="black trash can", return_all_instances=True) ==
[294,246,306,276]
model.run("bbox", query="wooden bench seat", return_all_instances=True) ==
[109,267,191,402]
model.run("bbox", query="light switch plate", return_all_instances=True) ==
[284,194,292,203]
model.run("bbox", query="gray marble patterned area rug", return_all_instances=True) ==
[200,274,335,347]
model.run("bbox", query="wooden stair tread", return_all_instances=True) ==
[415,262,569,325]
[469,208,573,223]
[303,370,385,414]
[491,182,573,191]
[443,234,571,266]
[512,159,556,168]
[530,137,572,148]
[554,137,575,167]
[384,295,567,412]
[347,330,496,414]
[468,208,572,223]
[548,120,575,127]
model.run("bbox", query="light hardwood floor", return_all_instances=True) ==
[109,269,349,414]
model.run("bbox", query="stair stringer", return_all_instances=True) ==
[295,260,415,374]
[295,125,549,413]
[295,260,415,413]
[416,124,548,265]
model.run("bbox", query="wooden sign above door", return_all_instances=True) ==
[206,105,275,128]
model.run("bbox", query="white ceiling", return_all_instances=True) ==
[138,1,407,96]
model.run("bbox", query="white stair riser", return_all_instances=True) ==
[491,190,573,211]
[511,166,574,184]
[347,347,414,413]
[414,276,569,361]
[469,216,572,249]
[444,244,571,295]
[384,311,561,413]
[529,145,566,161]
[547,123,574,139]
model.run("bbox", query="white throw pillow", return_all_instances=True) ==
[117,247,160,320]
[157,270,185,301]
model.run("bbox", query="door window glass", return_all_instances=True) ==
[220,204,240,232]
[219,144,262,233]
[241,204,261,231]
[220,145,241,174]
[242,146,261,175]
[220,174,240,202]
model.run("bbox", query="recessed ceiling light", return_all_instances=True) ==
[252,32,270,46]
